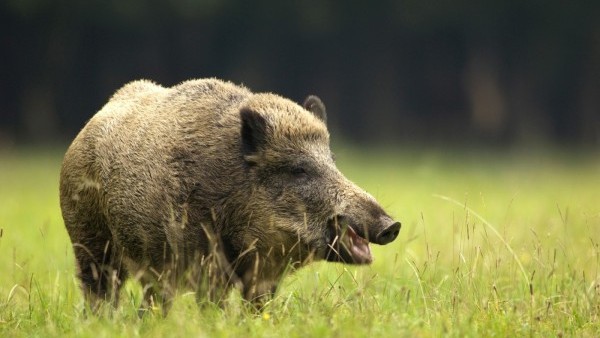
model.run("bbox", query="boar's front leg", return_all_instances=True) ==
[240,253,281,309]
[242,277,278,310]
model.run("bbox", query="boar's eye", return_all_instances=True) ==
[290,166,308,178]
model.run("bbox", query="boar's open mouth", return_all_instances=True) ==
[325,216,372,264]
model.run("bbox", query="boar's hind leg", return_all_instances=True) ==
[70,219,127,312]
[138,273,176,317]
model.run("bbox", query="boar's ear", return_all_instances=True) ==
[303,95,327,123]
[240,108,268,162]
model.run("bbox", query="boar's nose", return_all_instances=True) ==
[374,221,401,245]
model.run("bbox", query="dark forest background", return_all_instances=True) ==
[1,1,599,148]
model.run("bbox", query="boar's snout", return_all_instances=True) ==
[336,182,401,247]
[373,216,401,245]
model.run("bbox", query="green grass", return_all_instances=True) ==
[1,147,599,337]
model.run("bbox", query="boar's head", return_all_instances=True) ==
[238,94,400,266]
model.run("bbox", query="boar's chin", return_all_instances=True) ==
[325,216,373,264]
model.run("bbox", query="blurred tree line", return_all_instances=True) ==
[1,0,599,147]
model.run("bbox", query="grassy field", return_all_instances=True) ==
[0,147,599,337]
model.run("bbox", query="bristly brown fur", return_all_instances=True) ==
[59,78,399,314]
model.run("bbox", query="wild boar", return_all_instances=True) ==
[59,78,400,312]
